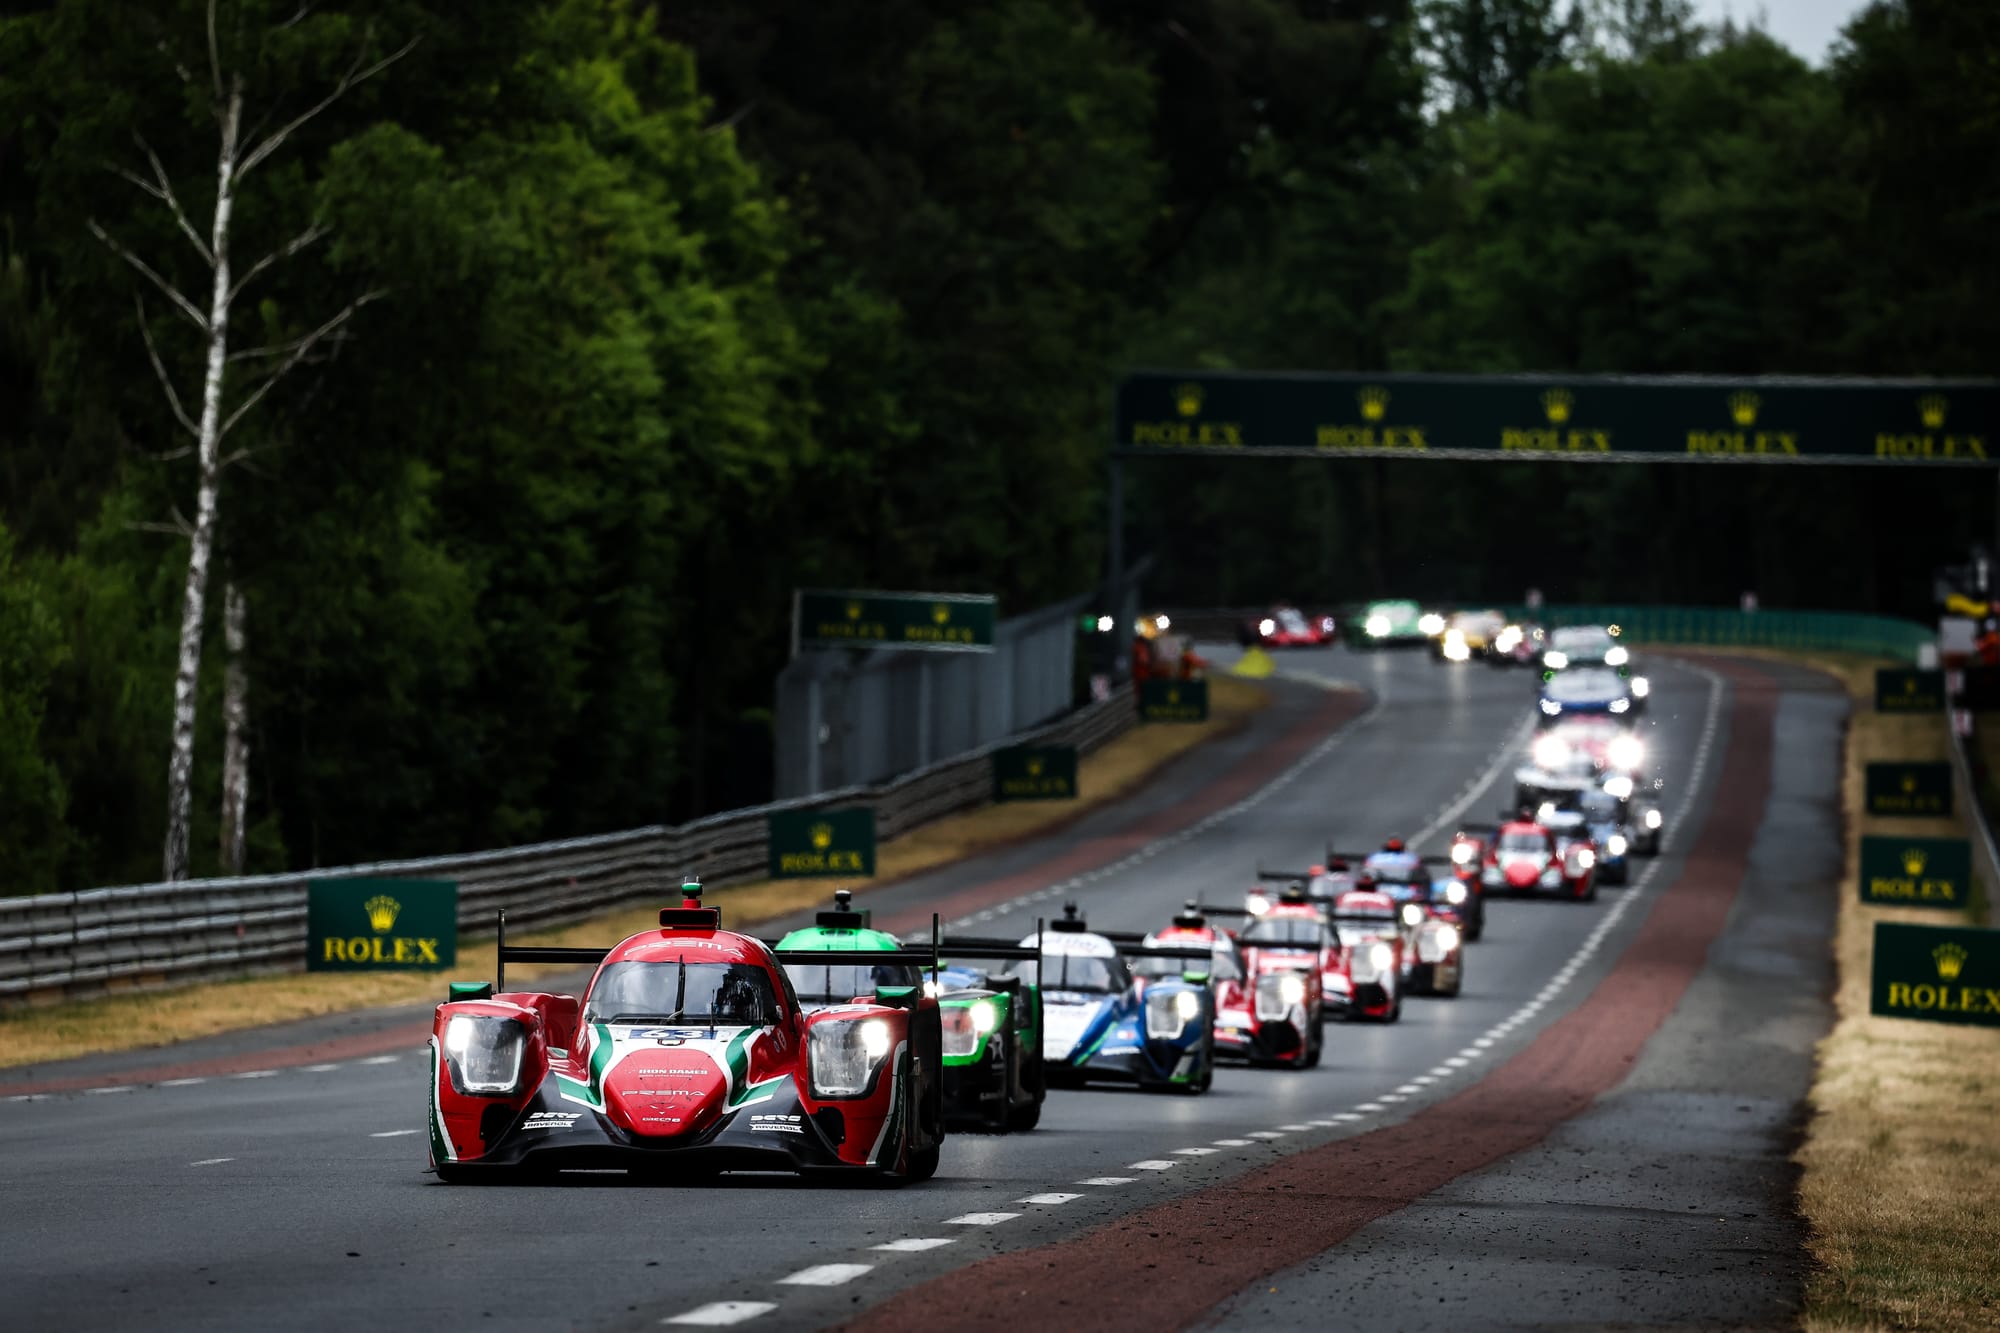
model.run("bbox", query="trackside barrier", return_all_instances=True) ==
[0,685,1135,1005]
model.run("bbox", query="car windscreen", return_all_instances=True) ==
[1367,860,1426,885]
[1551,627,1612,655]
[1331,913,1396,932]
[1133,945,1240,981]
[1276,608,1309,633]
[781,957,922,1005]
[1240,918,1325,948]
[1499,831,1548,853]
[585,961,779,1026]
[1006,952,1127,994]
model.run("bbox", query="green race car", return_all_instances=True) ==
[1350,598,1430,647]
[776,893,1046,1133]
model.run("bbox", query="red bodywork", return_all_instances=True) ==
[1320,890,1406,1021]
[428,916,941,1179]
[1164,922,1321,1067]
[1250,605,1338,647]
[1480,818,1599,899]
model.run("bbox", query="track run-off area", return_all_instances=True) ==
[0,646,1846,1331]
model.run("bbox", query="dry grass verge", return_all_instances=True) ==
[0,676,1273,1070]
[1769,652,2000,1331]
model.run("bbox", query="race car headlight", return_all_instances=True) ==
[1540,699,1562,716]
[1537,802,1558,822]
[1401,903,1425,927]
[1533,734,1568,770]
[972,1000,999,1035]
[1259,618,1277,637]
[1451,841,1475,865]
[1496,626,1522,651]
[1541,866,1563,887]
[1246,894,1271,916]
[1607,834,1628,857]
[1603,775,1635,800]
[1155,613,1171,631]
[941,1000,1001,1057]
[1608,735,1644,770]
[1444,639,1470,661]
[1575,848,1596,870]
[1443,881,1469,905]
[1544,651,1568,670]
[1419,613,1446,636]
[1631,676,1650,698]
[809,1018,894,1098]
[1368,942,1395,973]
[1365,614,1391,637]
[1326,972,1353,992]
[1604,645,1629,666]
[1254,973,1300,1022]
[1146,988,1195,1039]
[442,1014,526,1096]
[1482,866,1502,885]
[1435,924,1460,953]
[1609,698,1631,714]
[1645,808,1663,829]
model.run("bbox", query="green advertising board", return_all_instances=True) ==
[1875,668,1944,713]
[794,589,996,653]
[307,877,457,972]
[1140,678,1209,722]
[1864,762,1955,817]
[1871,921,2000,1027]
[992,745,1079,802]
[1859,835,1972,908]
[1114,372,2000,466]
[768,808,876,878]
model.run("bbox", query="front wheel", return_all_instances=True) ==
[1005,1097,1042,1133]
[903,1144,940,1183]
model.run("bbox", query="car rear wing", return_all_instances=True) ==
[1453,822,1499,838]
[1323,848,1454,867]
[495,908,612,992]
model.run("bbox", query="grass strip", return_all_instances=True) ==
[0,675,1274,1069]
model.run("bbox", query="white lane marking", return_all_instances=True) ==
[1246,1131,1284,1139]
[302,1064,341,1073]
[872,1238,955,1252]
[1306,1119,1338,1127]
[7,1094,49,1102]
[1129,1160,1178,1170]
[232,1070,277,1079]
[1409,712,1540,846]
[1333,1113,1364,1121]
[1078,1177,1136,1186]
[663,1303,777,1327]
[1212,1138,1254,1146]
[1411,1076,1436,1086]
[358,1055,400,1066]
[777,1264,873,1287]
[1379,1094,1406,1103]
[159,1077,207,1087]
[1394,1084,1422,1094]
[945,692,1389,930]
[944,1212,1020,1225]
[370,1129,420,1138]
[1017,1193,1080,1205]
[1354,1102,1385,1111]
[1173,1147,1218,1156]
[1277,1123,1314,1131]
[189,1157,234,1166]
[85,1086,132,1095]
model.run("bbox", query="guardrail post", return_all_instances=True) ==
[805,674,823,798]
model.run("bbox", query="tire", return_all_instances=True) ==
[1005,1097,1042,1133]
[1303,1024,1323,1068]
[903,1144,940,1183]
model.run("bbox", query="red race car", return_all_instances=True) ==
[1243,604,1339,648]
[1225,884,1403,1023]
[426,881,945,1183]
[1140,904,1322,1069]
[1474,813,1599,901]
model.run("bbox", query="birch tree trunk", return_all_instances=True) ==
[162,84,240,882]
[219,578,250,877]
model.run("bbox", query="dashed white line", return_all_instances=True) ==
[358,1055,400,1066]
[1016,1193,1080,1205]
[1332,1112,1364,1121]
[777,1264,873,1287]
[663,1302,776,1327]
[189,1157,234,1166]
[302,1064,341,1073]
[159,1077,207,1087]
[232,1070,277,1079]
[85,1086,132,1095]
[1393,1085,1422,1095]
[1212,1138,1254,1147]
[944,1212,1020,1226]
[1129,1160,1178,1170]
[1077,1177,1136,1186]
[1276,1123,1314,1132]
[872,1238,955,1252]
[1245,1131,1284,1139]
[369,1129,420,1138]
[6,1094,48,1102]
[1173,1147,1218,1156]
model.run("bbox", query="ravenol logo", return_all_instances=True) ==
[1904,847,1928,876]
[1175,382,1204,417]
[1358,387,1390,422]
[1934,943,1969,981]
[365,895,401,933]
[931,603,951,625]
[1541,388,1574,425]
[1729,391,1761,427]
[809,822,834,851]
[1920,394,1948,430]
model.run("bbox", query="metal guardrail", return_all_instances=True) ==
[0,685,1136,1003]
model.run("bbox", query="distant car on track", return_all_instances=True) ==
[1475,815,1599,901]
[1243,604,1339,648]
[1538,665,1645,721]
[1352,599,1431,647]
[427,881,943,1184]
[1142,904,1322,1069]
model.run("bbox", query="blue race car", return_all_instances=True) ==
[1573,788,1635,883]
[1538,665,1640,721]
[1011,906,1214,1094]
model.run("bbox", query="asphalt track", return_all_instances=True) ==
[0,647,1840,1332]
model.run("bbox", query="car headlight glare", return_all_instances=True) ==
[1608,735,1644,770]
[1533,735,1568,770]
[1631,676,1651,698]
[971,1001,998,1034]
[809,1019,895,1098]
[1576,849,1596,869]
[1366,615,1391,637]
[1259,618,1277,636]
[1246,894,1271,916]
[1435,924,1460,953]
[1146,988,1197,1039]
[1419,613,1446,635]
[1401,902,1425,927]
[1451,841,1475,865]
[1444,881,1468,904]
[1540,699,1562,715]
[442,1014,526,1095]
[1607,834,1628,857]
[1368,942,1395,972]
[1645,808,1663,829]
[1604,775,1635,800]
[1279,974,1305,1007]
[1544,651,1568,670]
[1605,645,1629,666]
[1155,613,1171,630]
[1609,698,1630,713]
